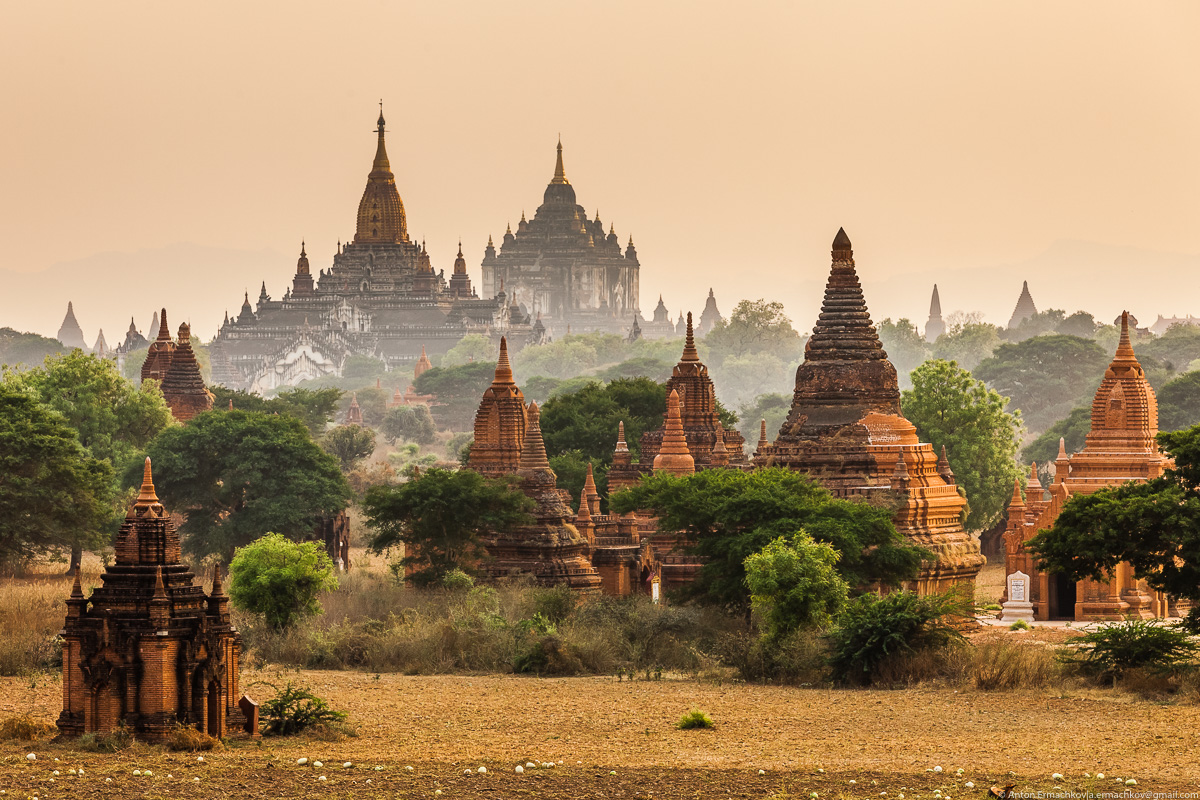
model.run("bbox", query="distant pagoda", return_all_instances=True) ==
[1007,280,1038,329]
[760,228,984,594]
[924,284,944,342]
[698,288,723,335]
[57,302,87,350]
[480,139,644,338]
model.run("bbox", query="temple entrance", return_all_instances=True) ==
[1049,573,1077,620]
[89,684,121,734]
[206,682,221,737]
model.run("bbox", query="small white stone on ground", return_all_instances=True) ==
[313,761,323,768]
[318,776,326,781]
[343,762,352,768]
[758,770,766,775]
[297,758,308,766]
[1052,773,1064,781]
[1126,779,1137,786]
[965,782,974,789]
[515,765,524,774]
[934,766,943,773]
[478,766,487,773]
[1097,774,1105,779]
[25,754,35,762]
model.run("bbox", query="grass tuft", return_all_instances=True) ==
[676,708,715,730]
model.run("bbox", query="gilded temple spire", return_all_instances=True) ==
[552,136,569,185]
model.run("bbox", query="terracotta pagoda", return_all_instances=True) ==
[759,228,984,594]
[1003,312,1179,620]
[158,323,214,422]
[141,309,176,383]
[59,459,242,741]
[478,402,602,591]
[468,337,528,477]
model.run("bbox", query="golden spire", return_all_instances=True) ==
[373,103,390,172]
[135,457,159,507]
[652,390,695,475]
[680,311,700,363]
[552,136,568,185]
[493,336,515,385]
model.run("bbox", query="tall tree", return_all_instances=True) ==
[1028,426,1200,630]
[414,361,496,431]
[539,378,666,465]
[212,385,343,438]
[974,334,1108,434]
[1156,371,1200,432]
[0,328,66,369]
[140,410,351,560]
[876,318,929,388]
[704,299,803,363]
[380,404,437,445]
[321,424,377,471]
[931,321,1001,371]
[363,467,534,586]
[610,468,927,608]
[901,359,1023,531]
[0,383,114,565]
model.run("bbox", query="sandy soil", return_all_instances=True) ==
[2,669,1198,798]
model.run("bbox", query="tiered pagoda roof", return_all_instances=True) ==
[468,337,527,477]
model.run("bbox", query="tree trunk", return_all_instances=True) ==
[64,546,82,575]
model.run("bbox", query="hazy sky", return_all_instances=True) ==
[2,2,1198,341]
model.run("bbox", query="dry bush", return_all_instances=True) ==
[0,577,78,675]
[970,640,1061,690]
[1178,670,1200,704]
[872,644,971,687]
[0,715,56,741]
[167,724,222,751]
[77,723,134,752]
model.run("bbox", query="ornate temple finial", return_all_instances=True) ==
[1113,310,1138,363]
[681,311,700,362]
[70,566,83,599]
[493,336,515,385]
[518,401,552,471]
[552,137,568,185]
[615,420,629,454]
[652,390,695,475]
[832,227,852,259]
[576,484,592,522]
[211,563,225,596]
[892,451,911,484]
[300,240,306,257]
[1057,436,1068,460]
[520,210,526,223]
[1053,436,1070,484]
[1008,476,1025,509]
[1027,462,1043,494]
[937,445,955,484]
[152,565,168,601]
[157,307,171,341]
[372,103,390,172]
[135,457,159,507]
[228,398,234,411]
[487,234,494,246]
[758,419,769,451]
[506,222,512,235]
[609,222,615,235]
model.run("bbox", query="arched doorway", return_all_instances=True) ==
[89,683,121,733]
[1049,573,1077,620]
[206,681,221,737]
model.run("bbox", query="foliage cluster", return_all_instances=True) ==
[212,386,342,438]
[744,530,848,641]
[258,681,348,736]
[1061,620,1199,685]
[229,533,340,630]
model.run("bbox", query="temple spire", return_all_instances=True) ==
[373,104,390,172]
[518,401,551,472]
[135,457,159,507]
[1112,310,1138,365]
[493,336,515,385]
[552,137,568,185]
[652,389,695,475]
[615,421,629,454]
[680,311,700,363]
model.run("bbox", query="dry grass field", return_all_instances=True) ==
[2,556,1198,797]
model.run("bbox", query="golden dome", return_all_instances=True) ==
[354,109,409,244]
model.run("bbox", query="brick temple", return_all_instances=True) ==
[757,228,985,595]
[58,459,242,741]
[140,310,214,422]
[1002,312,1184,620]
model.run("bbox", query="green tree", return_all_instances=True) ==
[1057,311,1099,339]
[1140,323,1200,372]
[610,468,927,608]
[337,386,387,427]
[539,378,666,464]
[704,299,803,363]
[1004,309,1067,342]
[363,467,534,586]
[213,386,343,438]
[901,359,1023,531]
[228,533,339,630]
[321,424,377,471]
[380,404,437,445]
[139,410,351,560]
[1028,426,1200,630]
[414,361,496,431]
[876,318,928,388]
[597,356,674,383]
[0,328,66,369]
[974,334,1108,433]
[342,354,387,381]
[1156,371,1200,432]
[744,530,849,640]
[1022,405,1091,481]
[0,383,115,564]
[440,334,495,367]
[737,392,791,449]
[931,322,1001,371]
[548,450,608,512]
[711,351,795,410]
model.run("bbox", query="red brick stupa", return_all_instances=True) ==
[760,228,984,594]
[468,337,528,477]
[159,323,214,421]
[58,459,242,740]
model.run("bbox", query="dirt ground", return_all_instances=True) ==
[2,669,1198,799]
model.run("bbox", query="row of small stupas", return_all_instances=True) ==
[464,229,984,596]
[1001,312,1187,621]
[197,112,700,394]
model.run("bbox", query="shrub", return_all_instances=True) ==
[971,641,1059,690]
[442,569,475,591]
[676,709,714,730]
[1063,619,1200,685]
[167,724,222,751]
[0,715,55,741]
[744,530,849,641]
[229,533,339,630]
[1009,619,1032,631]
[77,722,134,752]
[259,682,348,736]
[827,589,971,686]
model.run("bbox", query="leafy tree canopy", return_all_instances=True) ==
[540,377,666,464]
[521,375,595,405]
[737,392,791,448]
[548,450,608,513]
[363,467,534,586]
[414,361,496,431]
[228,533,339,630]
[321,424,377,471]
[512,333,628,381]
[0,383,115,564]
[0,328,66,369]
[931,321,1001,371]
[212,386,343,438]
[341,354,387,381]
[745,530,849,640]
[597,356,674,383]
[1140,323,1200,372]
[711,351,796,411]
[1003,309,1067,342]
[439,334,495,368]
[1158,371,1200,433]
[337,386,387,427]
[380,404,437,445]
[1022,405,1090,482]
[610,468,927,608]
[974,334,1108,434]
[1028,426,1200,629]
[138,410,351,560]
[704,299,803,363]
[876,318,928,388]
[901,359,1023,531]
